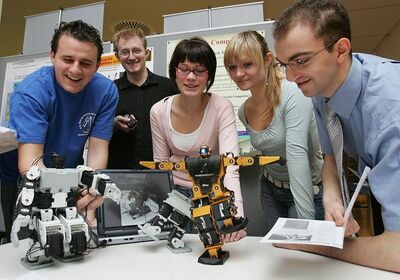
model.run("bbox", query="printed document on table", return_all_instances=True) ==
[261,167,370,249]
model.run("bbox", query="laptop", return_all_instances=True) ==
[93,169,174,245]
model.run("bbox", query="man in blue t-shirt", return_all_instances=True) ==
[272,0,400,273]
[0,20,119,243]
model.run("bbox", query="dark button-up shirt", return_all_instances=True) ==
[107,69,177,169]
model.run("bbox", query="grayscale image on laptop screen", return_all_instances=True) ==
[96,169,174,237]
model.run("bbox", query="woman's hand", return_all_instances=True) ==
[221,228,247,243]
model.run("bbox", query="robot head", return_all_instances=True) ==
[199,145,211,158]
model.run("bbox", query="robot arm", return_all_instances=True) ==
[223,155,286,167]
[11,166,40,247]
[77,165,121,204]
[11,209,31,247]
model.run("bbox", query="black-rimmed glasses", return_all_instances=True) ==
[176,66,208,77]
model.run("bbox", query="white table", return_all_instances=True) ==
[0,234,397,280]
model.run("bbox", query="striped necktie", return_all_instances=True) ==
[325,104,350,207]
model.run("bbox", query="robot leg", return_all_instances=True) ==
[20,240,54,270]
[192,198,228,265]
[166,209,192,253]
[20,210,65,269]
[139,190,192,252]
[57,207,88,262]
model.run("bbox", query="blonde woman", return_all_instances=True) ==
[224,31,324,231]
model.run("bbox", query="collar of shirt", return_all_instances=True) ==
[118,68,159,90]
[326,54,363,119]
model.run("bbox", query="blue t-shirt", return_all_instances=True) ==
[0,66,118,181]
[313,53,400,231]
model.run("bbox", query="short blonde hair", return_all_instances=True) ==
[112,28,147,53]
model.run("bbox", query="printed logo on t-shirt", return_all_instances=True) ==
[78,113,96,136]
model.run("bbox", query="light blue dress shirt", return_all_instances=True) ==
[313,53,400,231]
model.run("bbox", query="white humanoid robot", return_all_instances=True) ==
[139,190,192,253]
[11,155,121,270]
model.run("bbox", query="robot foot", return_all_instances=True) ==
[138,224,160,241]
[198,249,229,265]
[166,242,192,254]
[20,256,54,270]
[219,217,249,234]
[55,255,84,263]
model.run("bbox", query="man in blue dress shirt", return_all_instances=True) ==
[272,0,400,273]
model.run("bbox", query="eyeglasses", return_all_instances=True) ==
[176,66,208,77]
[275,40,338,72]
[118,48,144,58]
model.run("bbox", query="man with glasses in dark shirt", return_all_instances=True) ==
[107,28,177,169]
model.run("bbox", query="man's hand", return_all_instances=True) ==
[324,198,360,237]
[76,189,104,227]
[221,228,247,243]
[114,115,135,133]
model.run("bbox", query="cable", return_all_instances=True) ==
[30,151,58,167]
[67,188,85,205]
[86,227,107,251]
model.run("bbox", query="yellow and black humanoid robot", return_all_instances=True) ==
[140,145,284,265]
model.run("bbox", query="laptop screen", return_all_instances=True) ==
[96,169,174,237]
